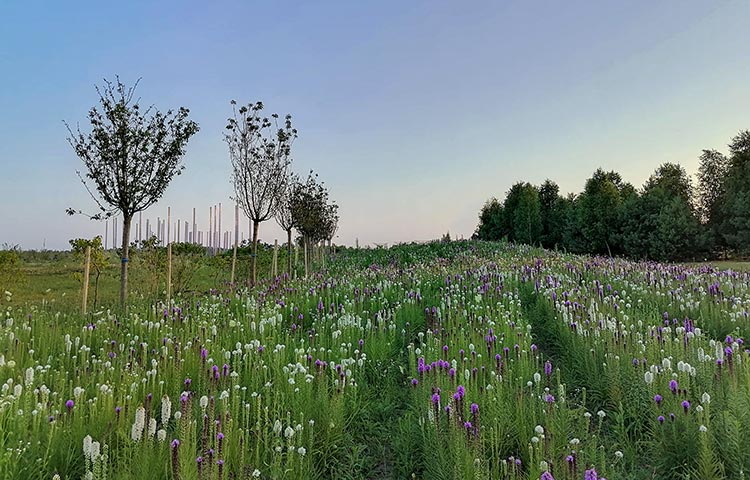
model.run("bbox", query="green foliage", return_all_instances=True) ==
[0,245,23,294]
[474,198,504,241]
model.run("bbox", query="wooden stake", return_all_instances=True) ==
[231,204,238,284]
[272,239,278,277]
[166,242,172,305]
[82,245,91,315]
[303,241,308,278]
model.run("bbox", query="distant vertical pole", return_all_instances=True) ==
[208,208,212,252]
[104,218,109,250]
[166,242,172,305]
[139,212,143,243]
[82,245,91,315]
[355,238,359,249]
[273,239,278,277]
[218,203,222,253]
[192,208,197,245]
[184,221,188,244]
[177,219,181,243]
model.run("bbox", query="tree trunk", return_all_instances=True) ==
[286,229,292,274]
[94,270,100,307]
[120,214,132,309]
[251,219,260,285]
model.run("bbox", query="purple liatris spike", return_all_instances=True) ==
[470,403,479,414]
[540,472,555,480]
[544,360,553,377]
[584,468,598,480]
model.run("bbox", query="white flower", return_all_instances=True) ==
[531,436,539,443]
[131,407,146,442]
[701,392,711,404]
[284,426,295,439]
[25,367,34,386]
[252,469,261,478]
[644,371,654,384]
[297,446,306,456]
[174,411,182,421]
[161,395,171,424]
[699,425,708,433]
[157,429,167,442]
[534,425,544,435]
[614,450,623,459]
[540,460,548,471]
[83,435,93,459]
[597,410,606,418]
[570,438,580,445]
[199,396,209,409]
[148,418,157,438]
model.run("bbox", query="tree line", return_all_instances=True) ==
[474,130,750,261]
[66,77,338,307]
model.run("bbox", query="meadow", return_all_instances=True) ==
[1,241,749,479]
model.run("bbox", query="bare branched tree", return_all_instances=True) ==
[226,101,297,285]
[65,77,199,307]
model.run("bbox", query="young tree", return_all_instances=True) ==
[69,236,109,307]
[66,78,199,307]
[226,101,297,285]
[290,171,334,274]
[274,174,297,274]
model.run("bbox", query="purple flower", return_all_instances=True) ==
[669,380,678,394]
[682,400,691,413]
[540,472,555,480]
[585,468,598,480]
[431,393,440,405]
[654,394,662,405]
[470,403,479,414]
[411,378,419,387]
[171,439,180,449]
[65,400,74,411]
[544,360,553,377]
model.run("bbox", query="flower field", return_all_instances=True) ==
[1,242,749,479]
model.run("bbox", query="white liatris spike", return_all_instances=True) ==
[199,396,209,409]
[25,367,34,386]
[83,435,93,460]
[148,418,157,438]
[702,392,711,404]
[273,420,282,435]
[13,384,22,398]
[52,475,61,480]
[157,429,167,442]
[284,426,295,439]
[131,406,146,442]
[90,441,100,460]
[644,371,654,384]
[161,395,171,424]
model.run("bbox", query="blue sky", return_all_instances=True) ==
[1,1,748,249]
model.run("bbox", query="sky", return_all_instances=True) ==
[1,0,749,250]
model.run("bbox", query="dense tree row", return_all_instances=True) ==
[475,130,750,261]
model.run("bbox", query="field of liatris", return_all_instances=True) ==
[1,242,749,480]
